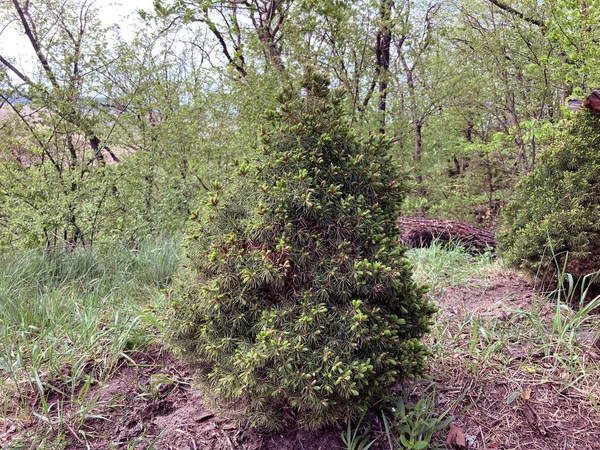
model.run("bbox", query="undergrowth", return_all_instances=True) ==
[0,236,181,447]
[344,241,600,449]
[2,238,600,449]
[407,240,495,291]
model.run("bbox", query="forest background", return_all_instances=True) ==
[3,2,600,448]
[1,0,597,250]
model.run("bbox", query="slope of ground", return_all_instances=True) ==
[408,244,600,449]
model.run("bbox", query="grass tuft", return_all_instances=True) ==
[407,239,495,291]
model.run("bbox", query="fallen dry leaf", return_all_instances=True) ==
[524,386,532,400]
[446,423,467,448]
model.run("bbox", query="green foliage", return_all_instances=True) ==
[382,394,453,450]
[164,71,436,430]
[407,239,495,292]
[0,236,181,448]
[546,0,600,87]
[341,412,375,450]
[0,235,181,370]
[401,127,518,226]
[2,0,596,248]
[0,4,221,249]
[500,111,600,282]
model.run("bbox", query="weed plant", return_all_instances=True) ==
[340,387,457,450]
[382,393,453,450]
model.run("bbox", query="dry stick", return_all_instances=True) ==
[64,421,84,445]
[221,430,235,450]
[175,430,198,450]
[480,425,487,449]
[397,216,496,252]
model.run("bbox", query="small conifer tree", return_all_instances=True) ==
[500,111,600,283]
[164,70,435,430]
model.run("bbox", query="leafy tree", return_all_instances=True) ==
[154,0,289,75]
[164,70,435,430]
[500,110,600,283]
[0,2,223,247]
[397,0,565,221]
[101,21,225,238]
[0,0,133,247]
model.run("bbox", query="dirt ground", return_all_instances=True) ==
[66,349,345,450]
[0,347,346,450]
[2,270,599,449]
[426,269,600,450]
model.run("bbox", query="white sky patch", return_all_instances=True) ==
[0,0,155,73]
[98,0,155,21]
[97,0,155,36]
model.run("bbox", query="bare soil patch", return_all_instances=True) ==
[67,349,344,450]
[3,269,600,450]
[434,268,538,317]
[0,348,344,450]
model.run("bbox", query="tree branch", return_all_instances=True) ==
[11,0,60,87]
[0,93,62,173]
[204,14,247,77]
[0,54,33,85]
[486,0,545,28]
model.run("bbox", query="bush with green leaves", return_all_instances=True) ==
[163,71,436,430]
[500,111,600,282]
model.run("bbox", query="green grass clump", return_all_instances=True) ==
[0,236,181,443]
[407,240,495,291]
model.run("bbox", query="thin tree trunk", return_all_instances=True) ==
[506,92,529,172]
[414,120,426,200]
[375,0,393,133]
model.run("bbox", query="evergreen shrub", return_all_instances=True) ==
[163,71,436,430]
[500,111,600,282]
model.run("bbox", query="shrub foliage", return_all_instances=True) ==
[500,111,600,281]
[164,71,435,430]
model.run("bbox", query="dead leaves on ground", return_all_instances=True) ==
[446,423,466,448]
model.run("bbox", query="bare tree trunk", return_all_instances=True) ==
[414,120,426,202]
[505,92,529,172]
[484,150,494,211]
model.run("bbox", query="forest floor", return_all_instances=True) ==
[1,242,600,449]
